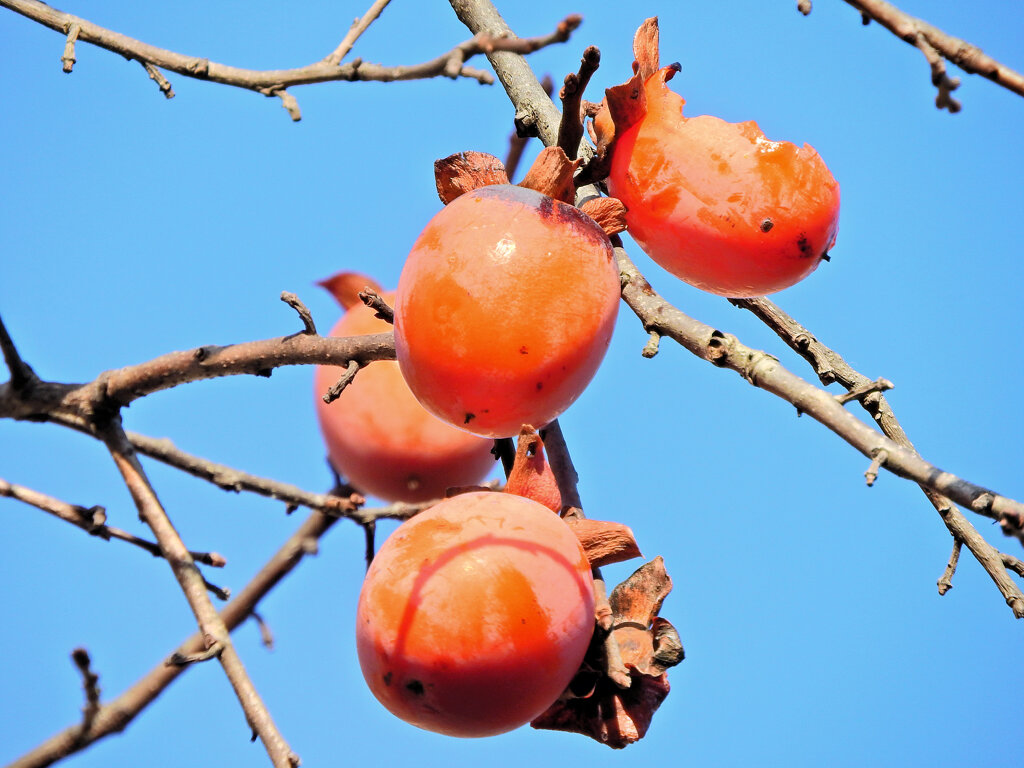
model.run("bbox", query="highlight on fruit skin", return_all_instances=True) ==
[355,491,596,738]
[313,271,495,502]
[394,149,621,439]
[594,17,840,298]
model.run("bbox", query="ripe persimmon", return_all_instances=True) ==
[356,491,596,737]
[313,272,495,502]
[395,179,620,439]
[594,18,840,297]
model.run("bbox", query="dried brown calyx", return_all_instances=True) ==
[431,148,626,236]
[532,556,684,748]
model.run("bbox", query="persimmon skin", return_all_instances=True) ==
[608,68,840,297]
[395,184,620,438]
[314,289,494,502]
[356,491,596,737]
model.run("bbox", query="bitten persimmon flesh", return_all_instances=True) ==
[597,18,840,297]
[356,491,596,737]
[395,185,620,438]
[314,273,494,502]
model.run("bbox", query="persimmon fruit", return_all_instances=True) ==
[356,491,596,737]
[394,183,620,438]
[313,272,495,502]
[595,18,840,297]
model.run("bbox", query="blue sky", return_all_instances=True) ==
[1,1,1021,766]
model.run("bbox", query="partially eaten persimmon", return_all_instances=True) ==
[594,18,840,297]
[356,491,596,737]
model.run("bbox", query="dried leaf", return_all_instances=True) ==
[518,146,581,204]
[565,518,642,568]
[580,196,628,236]
[609,556,672,627]
[531,671,670,748]
[434,151,510,205]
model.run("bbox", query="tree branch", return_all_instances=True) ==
[729,296,1024,616]
[815,0,1024,109]
[96,419,299,767]
[0,476,227,568]
[0,328,395,426]
[0,0,581,121]
[5,506,343,768]
[324,0,393,66]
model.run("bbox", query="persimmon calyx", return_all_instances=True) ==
[317,271,384,310]
[563,517,642,568]
[531,556,683,748]
[504,425,563,512]
[434,150,510,205]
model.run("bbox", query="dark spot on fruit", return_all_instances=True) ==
[406,679,425,696]
[464,412,475,424]
[382,672,392,687]
[519,346,529,355]
[538,196,554,219]
[521,618,527,624]
[536,381,543,391]
[760,218,774,233]
[797,232,812,257]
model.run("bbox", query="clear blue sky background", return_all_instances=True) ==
[1,1,1021,766]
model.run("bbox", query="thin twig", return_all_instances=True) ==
[70,648,100,742]
[5,508,341,768]
[0,311,37,391]
[60,22,78,72]
[937,538,963,595]
[97,420,298,767]
[730,296,1024,617]
[324,0,393,66]
[251,612,275,651]
[322,360,361,404]
[1,0,580,121]
[357,288,394,324]
[557,45,600,160]
[280,291,318,335]
[828,0,1024,108]
[0,477,227,570]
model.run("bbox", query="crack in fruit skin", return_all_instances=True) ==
[314,287,494,502]
[395,185,620,438]
[606,67,840,298]
[356,492,596,737]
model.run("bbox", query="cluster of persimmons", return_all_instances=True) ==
[313,17,838,748]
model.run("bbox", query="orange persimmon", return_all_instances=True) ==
[356,491,596,737]
[394,183,620,439]
[313,272,495,502]
[595,18,840,297]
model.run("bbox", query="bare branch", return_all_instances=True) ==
[140,61,174,98]
[69,648,100,743]
[97,420,298,767]
[937,538,963,595]
[0,311,37,392]
[0,476,227,570]
[324,0,393,66]
[6,508,342,768]
[357,288,394,324]
[0,327,395,426]
[322,360,361,405]
[0,0,581,121]
[127,431,427,526]
[60,22,78,72]
[730,296,1024,617]
[830,0,1024,108]
[279,291,318,336]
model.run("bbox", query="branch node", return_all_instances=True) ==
[797,1,812,16]
[641,331,661,359]
[62,23,80,73]
[937,538,962,595]
[71,647,101,737]
[141,61,175,99]
[165,640,224,667]
[358,288,394,324]
[322,360,361,404]
[864,449,889,487]
[280,291,318,335]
